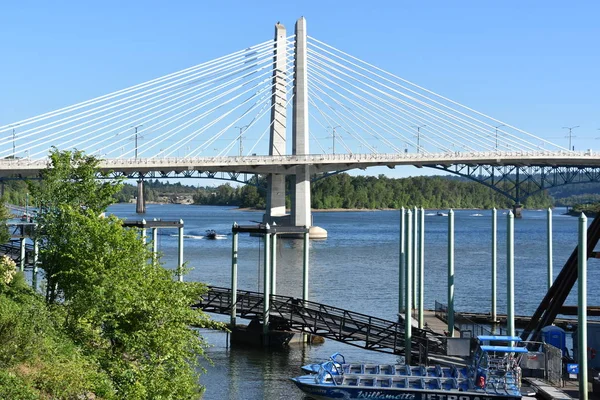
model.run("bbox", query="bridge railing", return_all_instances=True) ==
[198,286,448,356]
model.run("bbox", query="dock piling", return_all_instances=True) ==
[418,207,425,329]
[413,207,418,308]
[447,209,455,337]
[263,226,271,338]
[271,234,277,296]
[492,208,497,323]
[405,209,413,363]
[231,223,239,326]
[399,207,405,314]
[547,208,553,290]
[177,219,184,282]
[578,213,588,400]
[507,211,515,338]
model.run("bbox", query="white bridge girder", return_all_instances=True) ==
[1,151,599,178]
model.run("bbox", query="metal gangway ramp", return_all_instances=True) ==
[195,286,447,357]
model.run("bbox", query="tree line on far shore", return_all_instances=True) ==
[4,172,600,212]
[191,173,554,210]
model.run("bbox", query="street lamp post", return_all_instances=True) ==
[132,124,144,160]
[494,124,505,150]
[329,125,341,155]
[562,125,579,151]
[411,125,426,153]
[235,125,249,157]
[10,124,20,159]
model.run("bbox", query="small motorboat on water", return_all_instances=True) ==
[205,229,218,239]
[437,212,448,217]
[291,335,527,400]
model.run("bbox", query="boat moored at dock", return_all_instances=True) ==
[291,336,527,400]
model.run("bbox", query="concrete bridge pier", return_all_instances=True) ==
[136,179,146,214]
[512,203,523,219]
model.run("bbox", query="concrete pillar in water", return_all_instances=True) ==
[404,209,413,364]
[447,209,455,337]
[263,226,272,338]
[292,17,311,229]
[270,234,277,296]
[491,208,497,323]
[265,22,288,225]
[398,207,405,314]
[578,213,588,400]
[547,208,553,290]
[177,219,184,282]
[418,207,425,329]
[136,179,146,214]
[512,203,522,219]
[231,223,239,326]
[507,211,515,338]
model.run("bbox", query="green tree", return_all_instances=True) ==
[0,204,10,244]
[27,149,220,399]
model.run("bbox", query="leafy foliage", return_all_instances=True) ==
[0,149,221,399]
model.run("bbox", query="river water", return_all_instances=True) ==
[107,204,599,399]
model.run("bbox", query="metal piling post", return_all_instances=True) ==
[177,219,184,282]
[418,207,425,329]
[399,207,405,314]
[507,211,515,338]
[491,208,497,323]
[447,209,455,337]
[578,213,588,400]
[547,208,553,290]
[231,223,239,326]
[405,209,413,364]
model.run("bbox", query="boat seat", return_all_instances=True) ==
[344,377,359,386]
[359,377,375,387]
[377,378,393,388]
[451,365,459,378]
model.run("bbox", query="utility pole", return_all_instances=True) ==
[411,124,426,153]
[10,124,20,159]
[562,125,579,151]
[132,124,144,160]
[329,125,340,155]
[235,125,248,156]
[494,124,505,150]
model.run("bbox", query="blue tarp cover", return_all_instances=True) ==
[480,345,528,353]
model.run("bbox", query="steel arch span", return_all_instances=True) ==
[425,164,600,203]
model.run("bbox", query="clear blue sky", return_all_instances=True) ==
[1,1,599,179]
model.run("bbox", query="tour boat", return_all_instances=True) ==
[291,336,527,400]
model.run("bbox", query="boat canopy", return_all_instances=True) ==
[477,335,522,342]
[480,345,528,353]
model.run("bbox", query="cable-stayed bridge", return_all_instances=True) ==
[2,17,599,228]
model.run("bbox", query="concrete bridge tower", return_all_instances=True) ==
[264,22,288,225]
[263,18,326,238]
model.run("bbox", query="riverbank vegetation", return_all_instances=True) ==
[0,149,219,399]
[190,173,553,209]
[4,169,600,212]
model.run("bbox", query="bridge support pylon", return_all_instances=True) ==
[290,17,326,238]
[136,179,146,214]
[512,203,523,219]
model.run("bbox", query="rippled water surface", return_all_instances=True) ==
[107,204,598,399]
